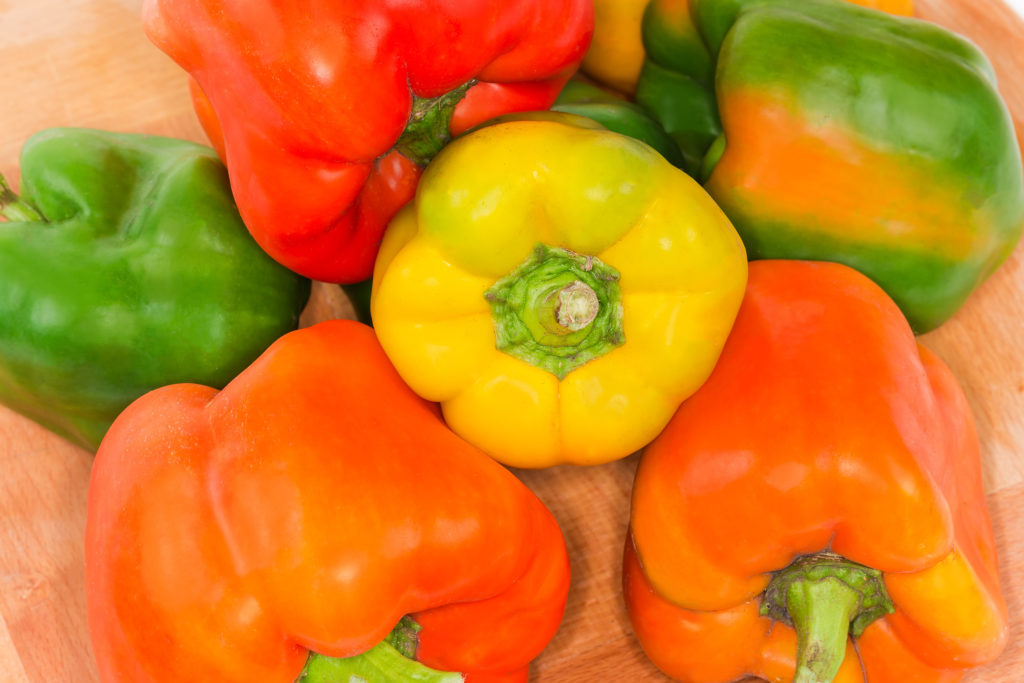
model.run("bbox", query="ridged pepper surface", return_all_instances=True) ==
[371,117,747,468]
[626,260,1007,682]
[0,128,309,451]
[86,320,569,683]
[142,0,593,283]
[637,0,1023,332]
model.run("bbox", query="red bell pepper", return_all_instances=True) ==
[142,0,594,282]
[85,320,570,683]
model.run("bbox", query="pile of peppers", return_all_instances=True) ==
[0,0,1019,681]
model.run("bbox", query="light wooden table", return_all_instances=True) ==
[1,1,1022,681]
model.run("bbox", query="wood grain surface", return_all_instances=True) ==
[1,1,1022,681]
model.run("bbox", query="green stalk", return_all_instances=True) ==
[296,617,463,683]
[760,552,894,683]
[0,174,44,222]
[393,80,476,167]
[537,281,600,334]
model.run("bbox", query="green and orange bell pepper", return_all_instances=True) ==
[626,260,1007,682]
[0,128,309,451]
[637,0,1023,332]
[86,319,570,683]
[371,117,747,467]
[142,0,594,283]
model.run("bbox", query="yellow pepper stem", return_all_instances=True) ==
[760,552,894,683]
[485,243,624,379]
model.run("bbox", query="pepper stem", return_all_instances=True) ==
[485,243,625,379]
[296,617,463,683]
[760,552,894,683]
[393,80,476,167]
[0,173,44,223]
[541,281,600,334]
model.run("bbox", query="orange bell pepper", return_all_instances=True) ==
[85,320,570,683]
[626,260,1007,682]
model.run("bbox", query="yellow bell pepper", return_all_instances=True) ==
[371,117,747,468]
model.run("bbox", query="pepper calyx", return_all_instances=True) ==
[760,552,894,683]
[485,243,625,380]
[296,616,464,683]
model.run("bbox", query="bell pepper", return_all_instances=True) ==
[637,0,1023,332]
[0,128,309,451]
[142,0,594,283]
[625,260,1007,682]
[85,319,570,683]
[370,117,747,468]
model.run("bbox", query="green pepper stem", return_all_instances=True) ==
[393,80,476,167]
[787,577,860,683]
[485,243,625,379]
[296,617,463,683]
[539,281,600,334]
[0,173,44,223]
[760,552,894,683]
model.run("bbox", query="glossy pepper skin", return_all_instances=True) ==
[371,117,747,468]
[553,79,686,168]
[625,260,1007,682]
[637,0,1023,332]
[142,0,593,283]
[0,128,309,451]
[582,0,650,94]
[86,319,570,683]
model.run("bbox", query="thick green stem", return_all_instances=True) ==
[0,174,44,222]
[393,80,476,167]
[296,617,463,683]
[760,552,894,683]
[485,243,624,379]
[787,576,861,683]
[540,281,600,334]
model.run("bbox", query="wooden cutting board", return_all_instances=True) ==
[1,1,1022,681]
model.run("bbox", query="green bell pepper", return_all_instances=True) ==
[0,128,311,450]
[637,0,1024,332]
